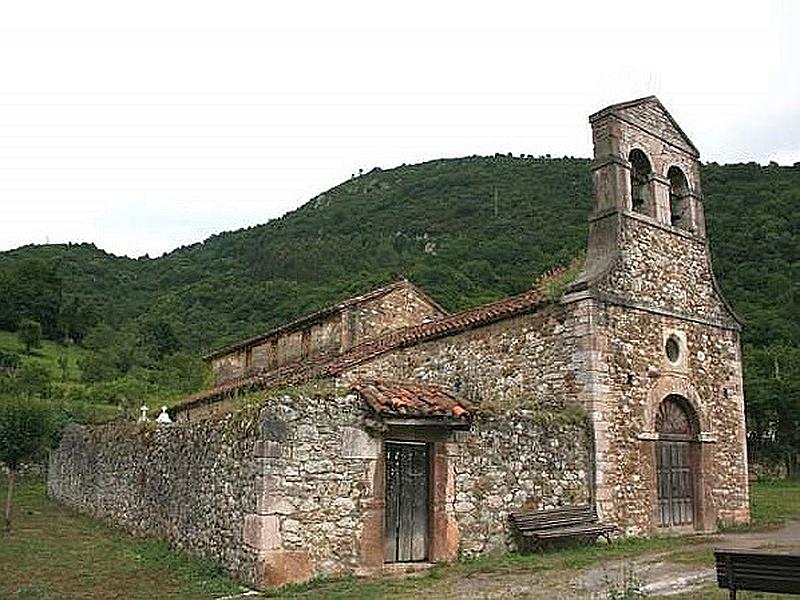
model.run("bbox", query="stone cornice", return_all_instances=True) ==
[561,290,741,332]
[591,154,630,171]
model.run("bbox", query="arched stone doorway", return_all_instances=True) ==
[655,395,699,528]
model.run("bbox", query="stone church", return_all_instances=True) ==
[48,97,750,589]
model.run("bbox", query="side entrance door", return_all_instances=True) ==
[384,441,430,562]
[656,440,694,527]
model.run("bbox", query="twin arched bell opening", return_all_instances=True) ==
[627,149,693,232]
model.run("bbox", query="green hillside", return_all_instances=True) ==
[0,330,87,382]
[0,156,798,472]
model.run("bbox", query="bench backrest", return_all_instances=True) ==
[715,549,800,595]
[510,505,597,531]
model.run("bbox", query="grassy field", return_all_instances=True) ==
[748,479,800,527]
[0,479,242,600]
[1,478,798,600]
[0,330,89,382]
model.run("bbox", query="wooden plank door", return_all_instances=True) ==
[384,441,430,563]
[656,440,694,527]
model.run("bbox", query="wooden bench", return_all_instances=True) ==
[509,505,616,551]
[714,548,800,599]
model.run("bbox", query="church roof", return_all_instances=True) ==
[174,267,564,414]
[353,379,473,420]
[203,277,446,360]
[589,95,699,157]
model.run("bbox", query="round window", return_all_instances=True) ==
[665,336,681,363]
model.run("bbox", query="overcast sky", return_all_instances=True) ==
[1,1,798,258]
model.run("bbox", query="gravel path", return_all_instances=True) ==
[221,520,800,599]
[432,520,800,599]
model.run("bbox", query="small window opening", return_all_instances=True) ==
[668,166,690,230]
[665,335,681,363]
[629,149,652,215]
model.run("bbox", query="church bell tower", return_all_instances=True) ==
[564,97,749,535]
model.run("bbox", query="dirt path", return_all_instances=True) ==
[430,520,800,599]
[227,521,800,599]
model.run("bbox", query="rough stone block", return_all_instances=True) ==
[340,426,379,459]
[254,474,280,494]
[256,493,295,516]
[254,440,282,458]
[255,550,313,588]
[243,514,281,550]
[259,418,288,441]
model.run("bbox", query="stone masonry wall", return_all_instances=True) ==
[211,285,444,385]
[450,413,591,555]
[48,416,262,583]
[569,296,749,535]
[345,285,444,347]
[211,351,246,385]
[342,304,583,412]
[599,214,733,324]
[49,385,591,588]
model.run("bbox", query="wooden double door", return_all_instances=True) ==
[656,440,694,527]
[384,441,430,563]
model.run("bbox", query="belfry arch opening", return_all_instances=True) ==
[628,149,652,216]
[655,395,700,528]
[668,166,691,230]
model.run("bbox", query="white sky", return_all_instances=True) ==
[1,0,798,258]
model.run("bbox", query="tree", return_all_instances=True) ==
[17,319,42,354]
[58,296,98,344]
[140,319,181,362]
[0,397,53,532]
[0,259,63,337]
[57,353,69,382]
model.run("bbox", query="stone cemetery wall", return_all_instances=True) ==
[48,385,591,588]
[48,414,262,585]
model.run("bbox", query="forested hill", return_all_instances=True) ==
[1,157,797,352]
[2,157,798,351]
[1,157,798,471]
[1,156,596,351]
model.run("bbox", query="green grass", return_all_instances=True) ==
[265,479,800,599]
[1,478,797,599]
[748,479,800,527]
[654,580,794,599]
[0,330,89,382]
[0,477,242,600]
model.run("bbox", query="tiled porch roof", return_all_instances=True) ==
[352,379,473,419]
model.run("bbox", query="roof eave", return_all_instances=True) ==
[381,416,472,430]
[589,95,699,158]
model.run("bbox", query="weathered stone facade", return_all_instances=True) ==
[563,299,748,534]
[340,306,581,412]
[48,416,262,583]
[48,96,750,589]
[49,387,590,588]
[208,280,446,385]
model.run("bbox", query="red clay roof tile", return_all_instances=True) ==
[175,266,565,414]
[353,379,473,419]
